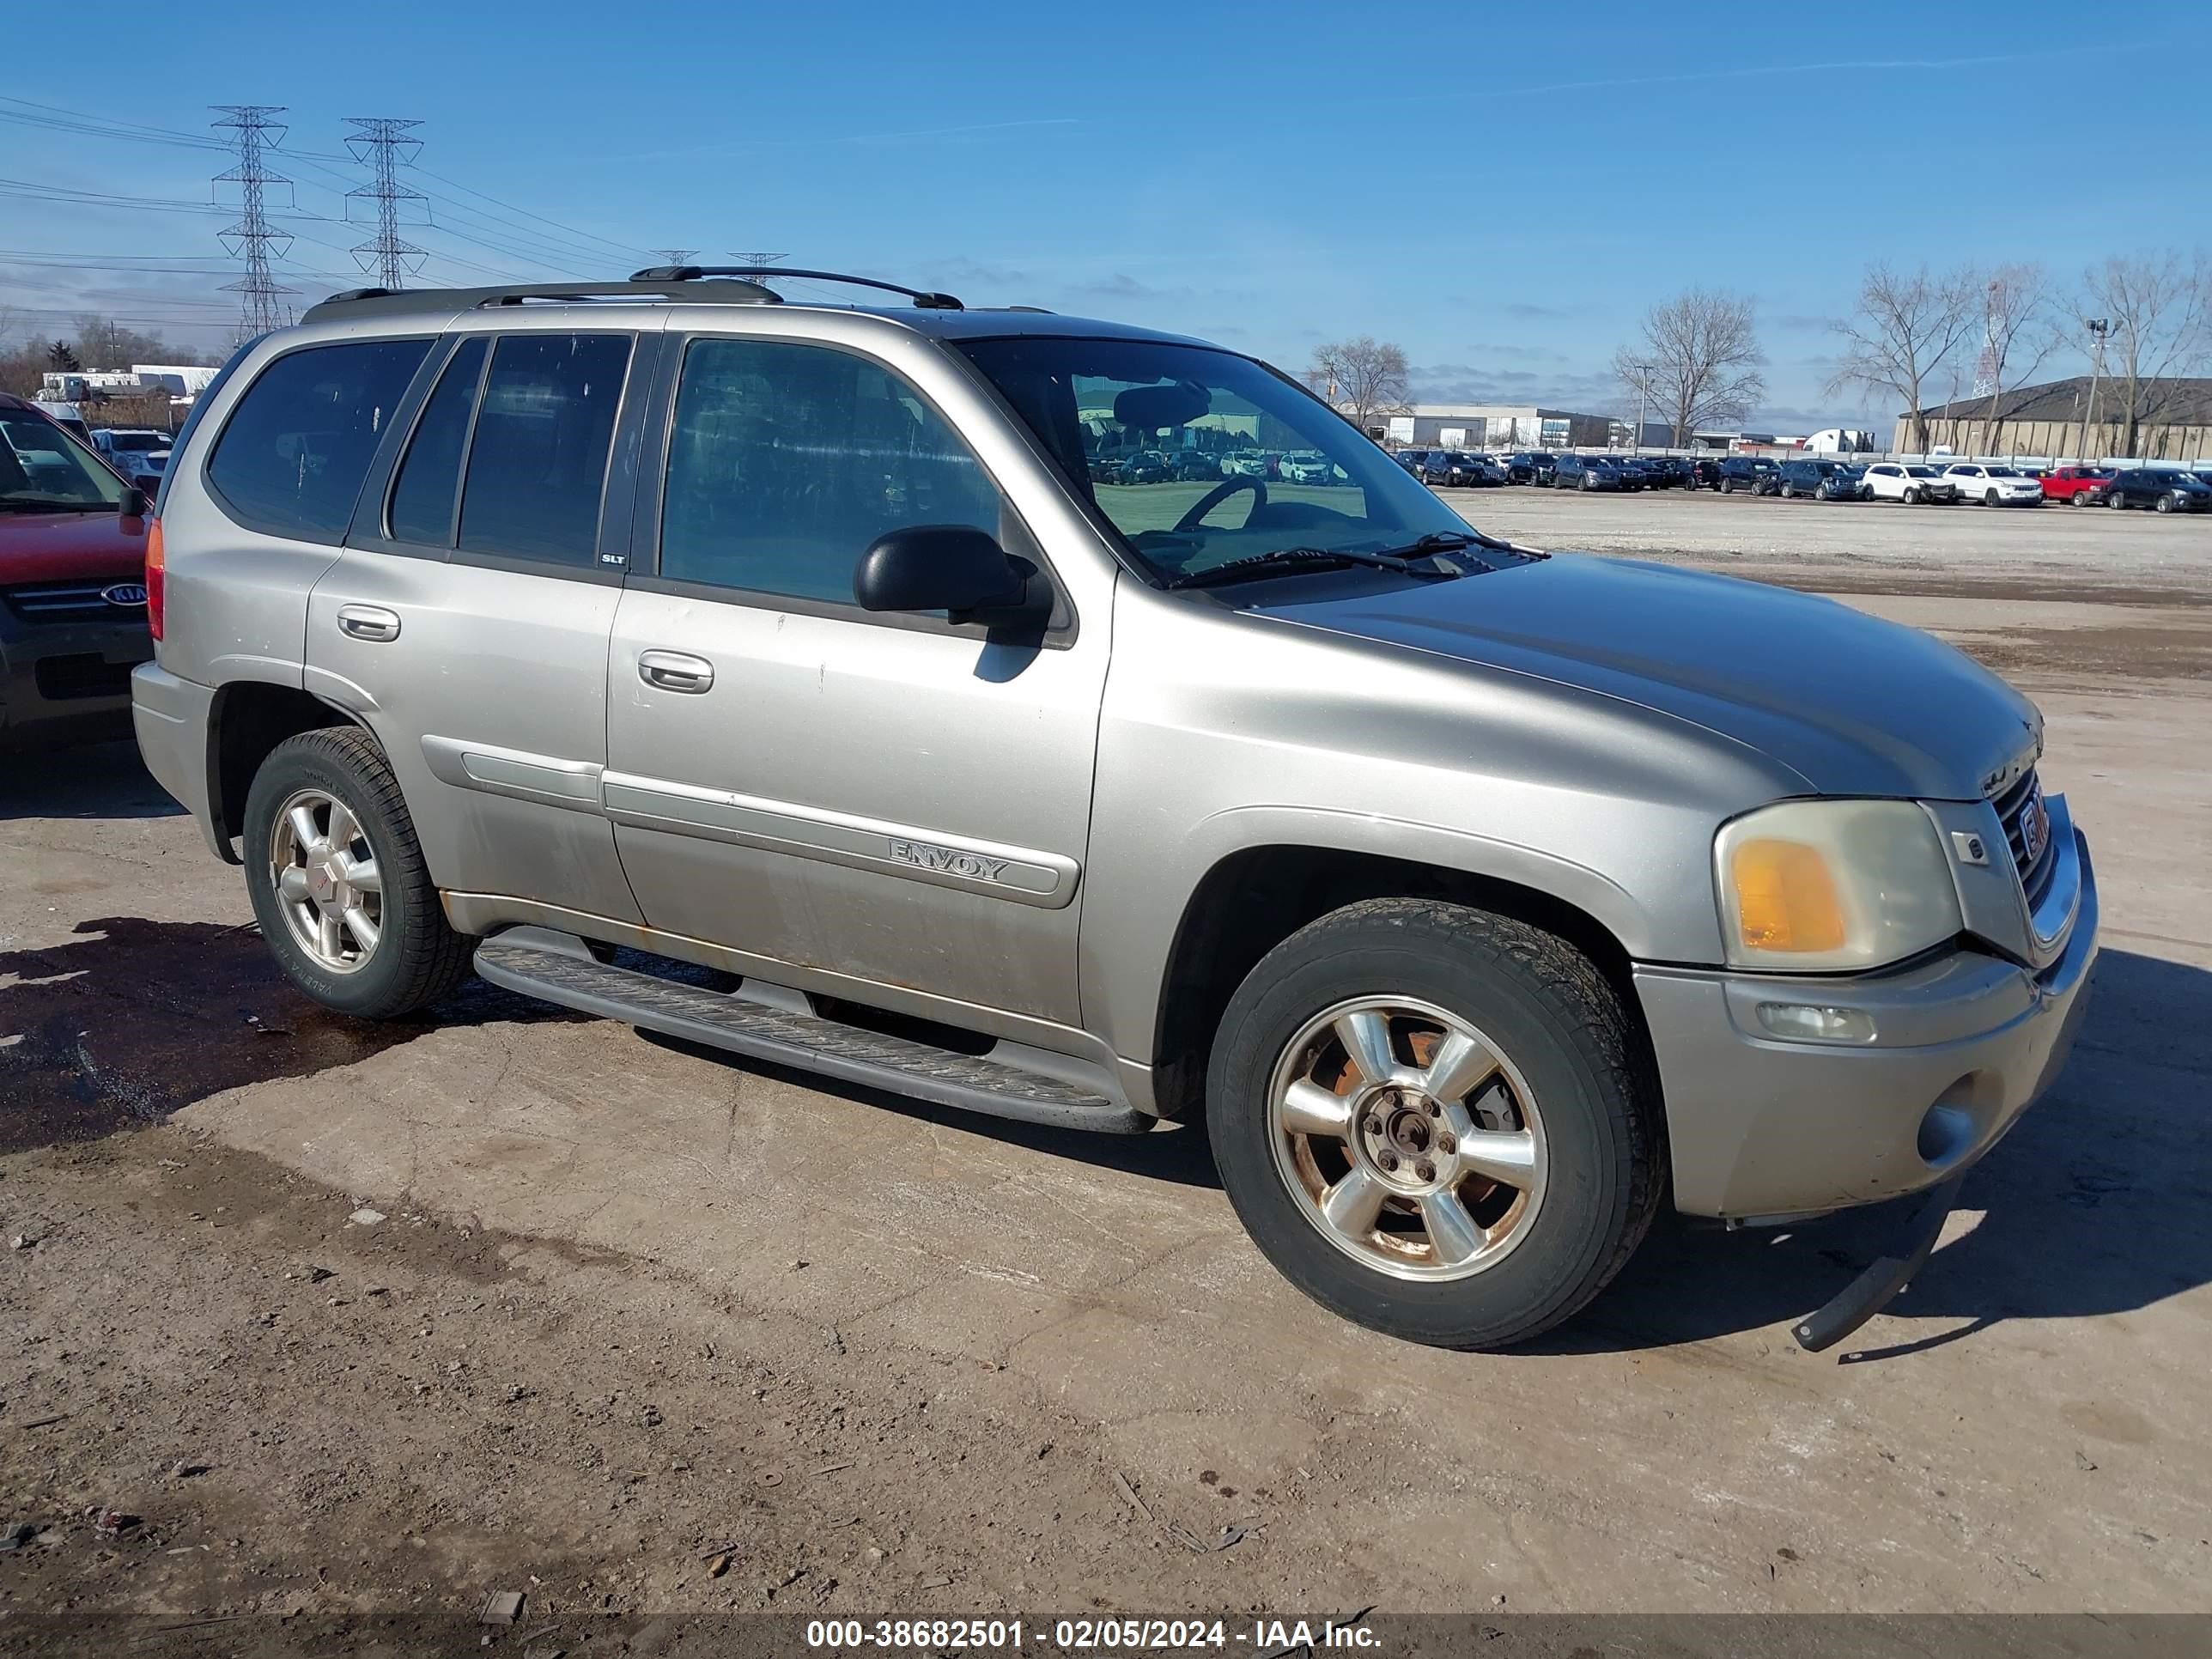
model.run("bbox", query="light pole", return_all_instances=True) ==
[2078,319,2109,463]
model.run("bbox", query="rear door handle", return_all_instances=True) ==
[336,604,402,642]
[638,649,714,694]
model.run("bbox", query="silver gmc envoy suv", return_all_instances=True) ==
[131,267,2097,1351]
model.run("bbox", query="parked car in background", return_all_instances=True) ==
[1642,457,1690,489]
[1608,458,1651,490]
[1087,454,1127,484]
[92,428,173,487]
[1437,452,1500,487]
[1501,451,1554,484]
[1280,450,1341,485]
[1714,456,1779,494]
[1394,447,1432,477]
[2103,468,2212,513]
[1687,459,1725,490]
[1,393,154,749]
[1224,449,1275,479]
[1773,459,1867,501]
[1553,453,1627,491]
[1171,449,1226,481]
[1942,464,2044,507]
[1862,463,1960,504]
[2040,465,2116,506]
[1121,451,1172,484]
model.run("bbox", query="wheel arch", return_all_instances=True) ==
[207,681,374,861]
[1146,836,1653,1124]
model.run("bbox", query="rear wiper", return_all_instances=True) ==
[1165,546,1461,591]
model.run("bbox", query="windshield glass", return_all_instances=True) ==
[0,413,127,508]
[1984,466,2020,477]
[106,431,166,452]
[957,337,1505,584]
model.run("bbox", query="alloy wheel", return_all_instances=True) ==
[1266,996,1547,1282]
[269,787,384,975]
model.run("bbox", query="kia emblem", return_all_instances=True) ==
[101,582,149,608]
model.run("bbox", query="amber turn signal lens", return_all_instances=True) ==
[144,517,165,642]
[1729,837,1845,953]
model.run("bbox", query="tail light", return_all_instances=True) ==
[144,516,166,641]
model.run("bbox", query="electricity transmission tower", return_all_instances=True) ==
[1971,278,2002,399]
[728,252,788,270]
[651,247,699,267]
[211,106,296,336]
[343,118,429,289]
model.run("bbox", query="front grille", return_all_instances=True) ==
[1993,768,2058,909]
[3,581,141,623]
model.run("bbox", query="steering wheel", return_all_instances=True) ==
[1174,476,1266,534]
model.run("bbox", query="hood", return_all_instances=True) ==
[1261,555,2040,800]
[0,507,151,587]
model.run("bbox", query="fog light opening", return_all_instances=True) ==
[1755,1001,1877,1044]
[1917,1102,1975,1168]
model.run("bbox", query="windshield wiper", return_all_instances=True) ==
[0,496,117,513]
[1165,546,1461,591]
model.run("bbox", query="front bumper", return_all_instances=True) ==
[130,661,227,858]
[1638,827,2099,1218]
[0,603,152,750]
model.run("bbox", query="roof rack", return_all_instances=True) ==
[301,276,781,323]
[629,266,963,311]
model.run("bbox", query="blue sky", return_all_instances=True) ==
[5,0,2209,428]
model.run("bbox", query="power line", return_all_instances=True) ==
[210,106,295,336]
[343,118,428,289]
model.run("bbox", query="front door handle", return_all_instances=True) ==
[638,649,714,694]
[336,604,402,642]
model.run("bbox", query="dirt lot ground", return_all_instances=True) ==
[3,488,2209,1648]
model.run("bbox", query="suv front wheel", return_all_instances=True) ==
[1206,898,1664,1349]
[243,726,472,1019]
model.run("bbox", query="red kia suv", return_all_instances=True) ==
[1,392,155,749]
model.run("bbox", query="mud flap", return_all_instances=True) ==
[1791,1174,1966,1355]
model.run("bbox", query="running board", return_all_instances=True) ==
[472,928,1151,1134]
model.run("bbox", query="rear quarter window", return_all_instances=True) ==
[205,338,431,541]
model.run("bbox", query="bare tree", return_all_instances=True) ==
[1306,337,1409,436]
[2079,251,2210,457]
[1826,263,1979,453]
[1973,264,2061,446]
[1610,289,1765,447]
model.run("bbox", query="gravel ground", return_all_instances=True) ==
[3,501,2209,1650]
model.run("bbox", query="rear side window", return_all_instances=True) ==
[457,332,633,567]
[387,337,489,547]
[657,337,1001,605]
[206,338,430,541]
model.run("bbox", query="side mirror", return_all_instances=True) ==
[118,485,149,520]
[854,526,1030,620]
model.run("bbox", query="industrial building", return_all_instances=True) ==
[1900,376,2212,461]
[1381,403,1613,450]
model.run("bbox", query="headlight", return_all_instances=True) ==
[1715,799,1962,972]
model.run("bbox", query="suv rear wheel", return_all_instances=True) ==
[1206,898,1664,1349]
[243,726,472,1018]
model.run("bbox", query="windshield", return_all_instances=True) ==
[958,337,1510,584]
[1905,465,1939,477]
[1984,466,2021,477]
[106,431,167,452]
[0,413,127,509]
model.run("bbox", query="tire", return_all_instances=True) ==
[2156,494,2174,514]
[1860,485,1875,501]
[1720,478,1734,495]
[2109,492,2126,510]
[1580,475,1594,491]
[2069,492,2084,506]
[243,726,472,1020]
[1903,486,1920,504]
[1984,489,1999,507]
[1205,897,1665,1350]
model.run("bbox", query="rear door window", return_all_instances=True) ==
[387,337,489,548]
[207,338,431,541]
[457,332,634,568]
